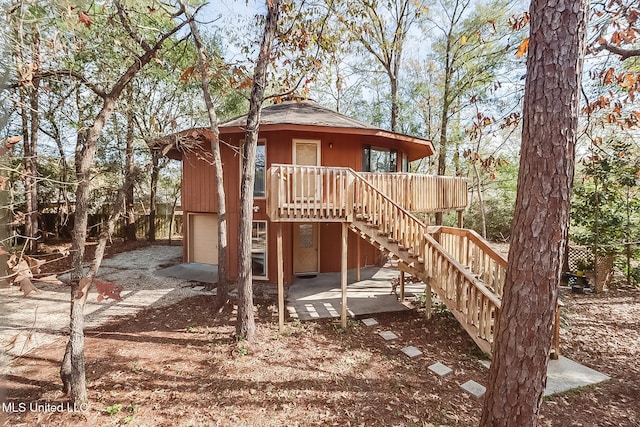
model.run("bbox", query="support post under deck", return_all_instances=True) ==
[356,234,361,282]
[341,222,348,328]
[277,224,284,333]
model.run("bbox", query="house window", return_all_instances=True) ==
[362,145,398,172]
[254,140,266,197]
[252,221,267,279]
[401,153,408,172]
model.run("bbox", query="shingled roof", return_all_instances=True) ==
[153,99,434,161]
[221,99,377,129]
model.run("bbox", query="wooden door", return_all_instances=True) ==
[189,213,218,264]
[293,139,320,200]
[293,223,319,274]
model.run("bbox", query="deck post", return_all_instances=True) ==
[399,269,405,301]
[341,222,348,328]
[457,210,464,228]
[277,223,285,333]
[425,283,433,320]
[356,233,361,282]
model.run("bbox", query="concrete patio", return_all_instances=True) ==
[157,263,426,319]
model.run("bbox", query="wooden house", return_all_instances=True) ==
[156,99,556,358]
[162,99,467,285]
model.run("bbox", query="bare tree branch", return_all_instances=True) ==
[595,42,640,60]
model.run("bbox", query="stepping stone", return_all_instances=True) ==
[401,346,422,358]
[361,318,378,327]
[460,380,486,398]
[192,286,205,291]
[378,331,399,341]
[428,362,453,377]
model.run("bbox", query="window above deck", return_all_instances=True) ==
[362,145,399,172]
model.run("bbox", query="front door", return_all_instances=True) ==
[293,223,319,274]
[293,140,321,274]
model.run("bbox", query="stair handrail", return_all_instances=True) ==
[347,168,429,261]
[268,164,503,355]
[348,169,501,353]
[430,226,508,297]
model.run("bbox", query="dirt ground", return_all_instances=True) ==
[1,241,639,426]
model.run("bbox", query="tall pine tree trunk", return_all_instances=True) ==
[480,0,589,424]
[236,0,280,340]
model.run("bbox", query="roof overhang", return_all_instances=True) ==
[218,124,433,162]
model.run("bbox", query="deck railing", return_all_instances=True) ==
[267,164,501,355]
[360,172,468,213]
[267,164,354,222]
[352,172,428,262]
[423,233,501,354]
[431,226,508,297]
[267,165,469,221]
[351,172,499,354]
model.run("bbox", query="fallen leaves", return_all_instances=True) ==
[4,253,65,295]
[78,10,92,28]
[95,279,124,302]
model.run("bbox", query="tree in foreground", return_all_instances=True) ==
[480,0,589,425]
[236,0,281,340]
[51,3,193,403]
[180,1,231,306]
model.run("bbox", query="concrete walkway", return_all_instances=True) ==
[0,245,211,376]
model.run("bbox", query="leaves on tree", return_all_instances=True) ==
[515,38,529,59]
[18,277,39,297]
[75,277,92,300]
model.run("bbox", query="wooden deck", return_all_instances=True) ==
[267,164,561,358]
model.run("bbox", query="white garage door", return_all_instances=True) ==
[189,214,218,264]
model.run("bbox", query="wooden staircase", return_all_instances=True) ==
[349,171,501,355]
[267,164,561,358]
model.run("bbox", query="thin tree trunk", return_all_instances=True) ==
[60,11,192,401]
[148,151,160,242]
[236,0,281,340]
[390,75,398,132]
[89,175,137,278]
[180,0,230,299]
[25,68,40,252]
[472,160,487,238]
[15,24,40,253]
[480,0,588,424]
[626,185,631,287]
[1,137,19,287]
[124,87,137,242]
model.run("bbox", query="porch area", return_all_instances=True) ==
[156,262,427,320]
[287,266,425,320]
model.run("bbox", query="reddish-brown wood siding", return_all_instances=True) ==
[319,223,382,272]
